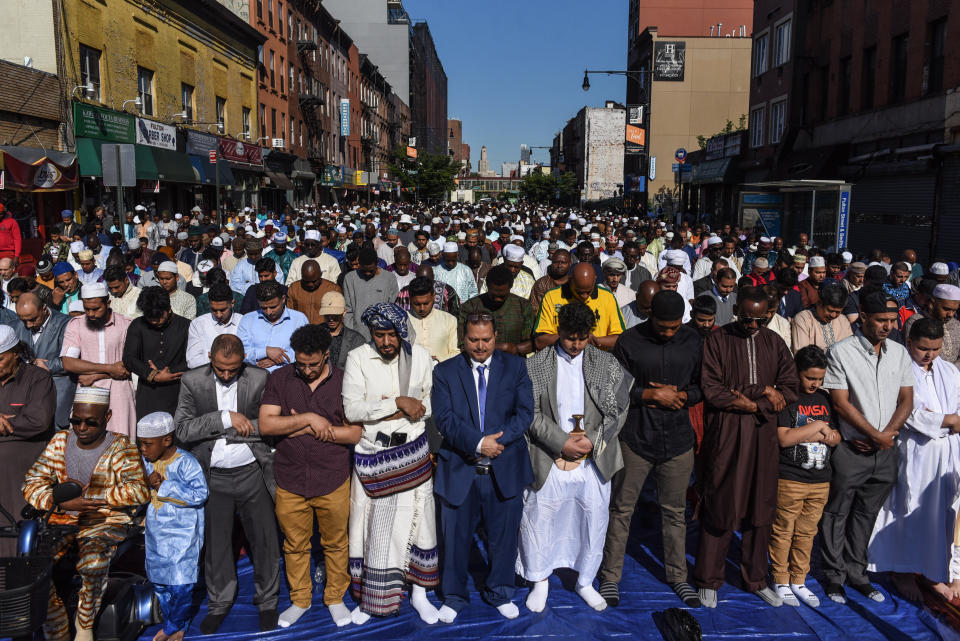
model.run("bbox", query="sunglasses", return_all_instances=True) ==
[466,312,494,322]
[740,316,769,326]
[69,417,102,428]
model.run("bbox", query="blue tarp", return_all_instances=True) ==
[138,499,954,641]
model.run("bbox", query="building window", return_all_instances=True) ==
[753,32,768,77]
[769,99,786,144]
[277,2,283,36]
[271,108,276,138]
[137,66,154,115]
[926,19,946,94]
[256,0,262,19]
[216,96,226,132]
[180,83,194,120]
[861,46,876,109]
[279,57,285,93]
[773,19,791,67]
[267,0,273,28]
[259,103,266,138]
[242,107,251,138]
[290,117,295,146]
[269,50,275,88]
[750,106,765,148]
[280,114,285,145]
[890,33,909,102]
[78,44,101,100]
[838,56,852,115]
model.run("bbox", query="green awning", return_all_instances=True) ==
[75,138,159,180]
[152,148,199,183]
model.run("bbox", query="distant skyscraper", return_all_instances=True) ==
[520,144,531,163]
[478,145,490,175]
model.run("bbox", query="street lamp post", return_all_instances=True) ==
[582,68,653,214]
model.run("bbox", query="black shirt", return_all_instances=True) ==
[122,314,190,419]
[612,322,703,463]
[776,390,836,484]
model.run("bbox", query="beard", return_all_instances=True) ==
[85,314,107,330]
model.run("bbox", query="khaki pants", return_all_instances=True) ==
[275,479,351,607]
[768,478,830,585]
[600,445,694,585]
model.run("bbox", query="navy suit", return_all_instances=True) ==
[432,350,534,612]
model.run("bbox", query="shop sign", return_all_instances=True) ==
[73,103,135,143]
[219,138,263,165]
[136,118,176,150]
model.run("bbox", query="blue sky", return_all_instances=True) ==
[405,0,628,174]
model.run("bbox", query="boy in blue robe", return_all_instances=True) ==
[137,412,208,641]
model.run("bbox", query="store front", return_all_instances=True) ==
[739,180,852,252]
[0,145,78,253]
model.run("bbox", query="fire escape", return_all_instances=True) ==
[297,36,327,169]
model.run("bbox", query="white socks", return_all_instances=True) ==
[278,604,310,628]
[328,601,352,627]
[526,579,549,612]
[410,585,440,624]
[790,584,820,608]
[496,602,519,619]
[576,584,607,611]
[350,607,371,625]
[775,584,799,607]
[437,604,458,623]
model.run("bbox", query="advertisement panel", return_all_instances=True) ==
[219,138,263,165]
[625,125,646,155]
[653,41,686,81]
[73,103,135,143]
[837,189,851,249]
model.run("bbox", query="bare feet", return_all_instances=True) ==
[168,632,184,641]
[891,572,923,602]
[152,630,169,641]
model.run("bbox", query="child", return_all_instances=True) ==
[137,412,208,641]
[768,346,841,607]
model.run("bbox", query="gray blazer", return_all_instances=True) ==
[174,364,276,497]
[15,310,74,428]
[525,344,630,490]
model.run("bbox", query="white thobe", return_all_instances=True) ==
[868,358,960,582]
[515,347,610,584]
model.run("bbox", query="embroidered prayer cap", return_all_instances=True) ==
[656,266,680,284]
[272,232,287,244]
[503,244,525,262]
[197,260,214,274]
[603,257,627,274]
[0,326,17,353]
[80,282,109,299]
[70,241,85,253]
[157,261,179,274]
[754,257,770,270]
[933,284,960,302]
[442,241,459,254]
[361,302,410,352]
[304,229,321,241]
[930,262,949,276]
[793,254,807,264]
[74,386,110,406]
[137,412,176,438]
[427,241,443,256]
[808,256,826,268]
[211,237,223,247]
[127,238,140,250]
[77,250,94,261]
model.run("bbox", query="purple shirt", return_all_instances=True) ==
[261,364,351,497]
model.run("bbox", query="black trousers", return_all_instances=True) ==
[819,443,898,586]
[204,463,281,614]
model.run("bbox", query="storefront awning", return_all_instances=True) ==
[152,148,199,184]
[264,171,294,190]
[75,138,158,181]
[291,169,316,181]
[189,155,235,187]
[690,158,734,184]
[0,145,78,192]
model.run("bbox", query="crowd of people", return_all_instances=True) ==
[1,199,958,641]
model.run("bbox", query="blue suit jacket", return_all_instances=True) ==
[432,351,534,506]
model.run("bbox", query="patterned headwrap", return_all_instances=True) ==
[656,266,680,284]
[361,302,411,354]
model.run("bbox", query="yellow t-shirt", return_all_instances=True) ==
[534,284,626,337]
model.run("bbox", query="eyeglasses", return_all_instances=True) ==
[466,312,494,323]
[69,417,102,428]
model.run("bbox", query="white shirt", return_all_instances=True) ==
[31,312,52,345]
[471,355,493,461]
[209,377,255,468]
[186,311,244,369]
[556,346,585,434]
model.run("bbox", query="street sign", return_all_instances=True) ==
[649,156,656,181]
[837,189,851,248]
[625,125,646,155]
[675,148,687,162]
[671,163,692,173]
[208,150,217,164]
[406,146,418,159]
[408,137,416,147]
[101,144,136,187]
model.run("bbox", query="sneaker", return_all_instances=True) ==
[849,582,885,603]
[669,582,702,608]
[754,586,783,607]
[790,583,820,608]
[824,583,847,604]
[599,580,620,607]
[698,587,718,608]
[775,583,799,606]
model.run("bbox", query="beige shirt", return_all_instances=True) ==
[767,312,792,351]
[791,308,854,354]
[286,252,341,285]
[110,284,142,320]
[407,309,459,363]
[169,288,197,320]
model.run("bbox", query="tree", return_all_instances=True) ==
[519,171,556,203]
[556,172,580,204]
[388,146,459,201]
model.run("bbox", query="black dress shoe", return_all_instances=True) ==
[259,608,279,631]
[199,612,228,635]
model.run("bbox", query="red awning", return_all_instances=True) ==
[0,145,78,192]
